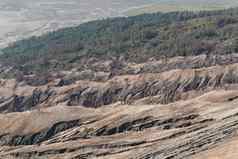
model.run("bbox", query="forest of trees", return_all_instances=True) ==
[1,8,238,76]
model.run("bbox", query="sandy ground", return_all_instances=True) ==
[193,137,238,159]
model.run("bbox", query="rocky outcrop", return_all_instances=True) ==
[0,87,56,113]
[1,54,238,158]
[2,55,238,111]
[65,63,238,107]
[1,90,238,159]
[0,119,81,146]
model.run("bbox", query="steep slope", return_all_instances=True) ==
[1,54,238,113]
[0,53,238,158]
[1,90,238,159]
[1,8,238,159]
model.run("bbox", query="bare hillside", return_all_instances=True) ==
[1,6,238,159]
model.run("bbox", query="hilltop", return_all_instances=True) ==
[1,8,238,80]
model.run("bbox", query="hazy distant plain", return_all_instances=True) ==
[126,0,238,16]
[0,0,157,48]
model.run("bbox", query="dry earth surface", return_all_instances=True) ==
[1,54,238,158]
